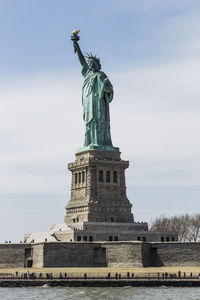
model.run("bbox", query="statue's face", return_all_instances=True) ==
[88,59,100,72]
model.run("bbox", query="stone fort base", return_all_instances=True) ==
[1,241,200,269]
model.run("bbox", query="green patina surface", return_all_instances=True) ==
[71,33,119,154]
[77,145,119,153]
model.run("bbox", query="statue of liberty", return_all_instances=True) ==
[71,30,119,152]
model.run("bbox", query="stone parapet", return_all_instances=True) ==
[51,221,177,243]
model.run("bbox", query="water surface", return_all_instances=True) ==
[0,286,200,300]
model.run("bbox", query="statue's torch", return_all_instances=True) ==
[71,29,80,53]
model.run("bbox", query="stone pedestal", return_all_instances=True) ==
[64,150,134,229]
[24,151,178,244]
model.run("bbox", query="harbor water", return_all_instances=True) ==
[0,286,200,300]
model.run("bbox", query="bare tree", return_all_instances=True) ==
[188,214,200,241]
[150,213,200,242]
[150,215,171,232]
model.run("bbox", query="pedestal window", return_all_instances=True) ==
[99,170,104,182]
[82,172,85,183]
[79,172,81,184]
[106,171,110,182]
[75,173,77,184]
[113,171,117,183]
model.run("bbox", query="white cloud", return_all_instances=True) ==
[0,52,199,195]
[111,58,200,187]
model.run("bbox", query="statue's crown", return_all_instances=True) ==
[85,52,100,63]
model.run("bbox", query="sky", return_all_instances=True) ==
[0,0,200,242]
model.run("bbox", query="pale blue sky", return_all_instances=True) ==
[0,0,200,241]
[1,0,200,74]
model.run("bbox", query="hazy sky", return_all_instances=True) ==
[0,0,200,242]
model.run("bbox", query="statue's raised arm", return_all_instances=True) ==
[71,30,88,74]
[70,30,118,153]
[73,41,88,68]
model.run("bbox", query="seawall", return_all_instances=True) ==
[0,278,200,287]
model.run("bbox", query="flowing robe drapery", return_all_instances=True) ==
[81,63,113,147]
